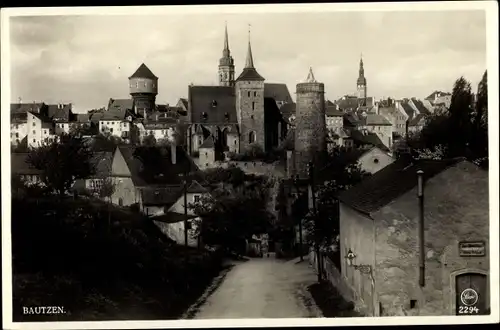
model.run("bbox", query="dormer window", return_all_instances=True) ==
[224,112,229,120]
[211,100,218,107]
[202,112,208,120]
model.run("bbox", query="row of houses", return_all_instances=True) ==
[10,97,189,149]
[11,142,210,248]
[277,90,451,163]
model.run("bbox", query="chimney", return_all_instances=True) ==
[417,170,425,287]
[171,141,177,165]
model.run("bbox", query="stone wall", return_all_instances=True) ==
[372,161,490,316]
[294,82,327,178]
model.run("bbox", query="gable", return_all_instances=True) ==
[167,191,209,216]
[358,148,394,174]
[111,148,132,177]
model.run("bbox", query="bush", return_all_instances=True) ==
[129,203,140,213]
[11,197,224,321]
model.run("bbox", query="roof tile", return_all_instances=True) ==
[338,157,465,215]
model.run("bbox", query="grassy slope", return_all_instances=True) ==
[11,197,224,322]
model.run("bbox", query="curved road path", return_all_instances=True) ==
[190,255,323,319]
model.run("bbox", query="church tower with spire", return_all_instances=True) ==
[235,25,266,152]
[218,23,235,87]
[357,55,367,99]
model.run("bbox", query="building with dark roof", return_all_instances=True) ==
[186,25,290,162]
[337,158,489,316]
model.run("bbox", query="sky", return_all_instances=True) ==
[9,8,487,113]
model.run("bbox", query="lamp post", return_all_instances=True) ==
[293,174,303,262]
[308,161,322,282]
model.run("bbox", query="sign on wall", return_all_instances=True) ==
[459,241,486,257]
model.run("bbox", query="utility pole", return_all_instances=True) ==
[293,174,303,262]
[308,161,322,282]
[184,167,189,248]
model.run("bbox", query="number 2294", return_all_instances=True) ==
[459,306,479,314]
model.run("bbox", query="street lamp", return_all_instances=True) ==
[345,248,377,315]
[293,174,303,262]
[345,248,372,275]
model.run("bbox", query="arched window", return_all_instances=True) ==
[248,131,256,144]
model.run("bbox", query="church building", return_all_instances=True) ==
[186,25,293,160]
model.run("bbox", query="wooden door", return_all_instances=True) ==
[455,273,488,315]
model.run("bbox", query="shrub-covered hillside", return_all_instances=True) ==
[11,196,224,321]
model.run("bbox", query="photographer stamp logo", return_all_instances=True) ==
[23,306,66,315]
[460,288,479,306]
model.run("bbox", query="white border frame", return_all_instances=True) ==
[2,1,499,329]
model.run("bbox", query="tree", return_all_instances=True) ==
[447,76,475,157]
[471,70,488,158]
[142,134,157,147]
[402,75,488,165]
[299,146,371,252]
[189,182,274,255]
[95,177,116,202]
[27,133,95,197]
[91,133,121,152]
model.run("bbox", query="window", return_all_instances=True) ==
[33,139,36,143]
[373,158,379,164]
[194,195,200,203]
[252,102,255,110]
[254,92,257,97]
[248,91,251,97]
[248,131,256,144]
[144,81,147,87]
[15,133,19,138]
[118,198,123,206]
[32,122,35,127]
[205,152,208,156]
[32,130,36,134]
[110,128,114,133]
[211,100,218,107]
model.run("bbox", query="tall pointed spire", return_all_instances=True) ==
[245,24,254,69]
[223,21,229,52]
[359,53,364,75]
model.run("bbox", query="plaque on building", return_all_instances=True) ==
[459,241,486,257]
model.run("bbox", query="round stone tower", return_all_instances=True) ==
[294,67,327,179]
[129,63,158,117]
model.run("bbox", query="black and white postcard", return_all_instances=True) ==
[1,2,499,329]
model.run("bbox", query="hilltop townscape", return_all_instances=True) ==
[10,23,490,320]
